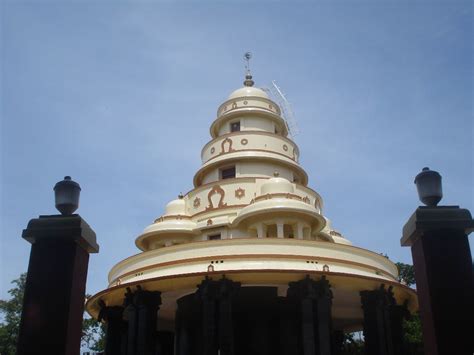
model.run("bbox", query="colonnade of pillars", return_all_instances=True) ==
[99,278,409,355]
[253,220,310,239]
[98,286,172,355]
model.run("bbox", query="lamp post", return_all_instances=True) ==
[17,177,99,355]
[401,168,473,355]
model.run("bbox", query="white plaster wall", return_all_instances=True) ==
[242,117,275,132]
[201,169,219,185]
[217,116,275,136]
[239,161,293,181]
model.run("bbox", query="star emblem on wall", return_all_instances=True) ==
[235,188,245,199]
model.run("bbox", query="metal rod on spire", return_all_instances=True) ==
[243,52,254,87]
[244,52,252,74]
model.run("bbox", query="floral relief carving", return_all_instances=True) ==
[206,185,227,210]
[220,137,234,154]
[235,188,245,199]
[193,197,201,208]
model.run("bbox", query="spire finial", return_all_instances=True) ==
[243,52,254,87]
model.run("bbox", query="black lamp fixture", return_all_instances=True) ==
[54,176,81,215]
[414,167,443,206]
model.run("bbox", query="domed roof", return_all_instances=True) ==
[228,86,269,100]
[260,174,294,195]
[164,197,186,216]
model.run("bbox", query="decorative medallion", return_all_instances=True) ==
[283,144,288,151]
[193,197,201,208]
[243,100,248,105]
[207,219,213,226]
[303,196,311,204]
[235,188,245,199]
[231,102,237,109]
[206,185,227,210]
[207,264,214,272]
[210,147,215,154]
[269,104,273,109]
[292,148,297,161]
[220,137,234,154]
[323,264,330,272]
[241,138,248,145]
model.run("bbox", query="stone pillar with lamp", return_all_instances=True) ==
[17,176,99,355]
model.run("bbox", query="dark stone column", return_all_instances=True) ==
[389,304,409,355]
[98,303,126,355]
[287,276,333,355]
[124,288,138,355]
[175,296,195,355]
[360,285,408,355]
[156,331,174,355]
[196,277,219,355]
[360,286,390,355]
[315,278,333,355]
[135,287,161,355]
[174,302,184,355]
[278,297,299,355]
[123,287,161,355]
[196,277,240,355]
[217,278,240,355]
[17,215,99,355]
[401,206,474,355]
[331,330,344,355]
[300,297,316,355]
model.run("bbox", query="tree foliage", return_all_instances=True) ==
[0,273,26,355]
[0,274,105,354]
[396,262,416,287]
[404,312,424,354]
[82,314,106,352]
[342,332,365,354]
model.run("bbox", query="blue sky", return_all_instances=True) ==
[1,1,472,299]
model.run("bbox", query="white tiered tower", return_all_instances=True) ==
[87,70,417,355]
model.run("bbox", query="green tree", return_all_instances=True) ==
[396,262,416,287]
[0,274,105,354]
[82,296,106,352]
[394,262,423,354]
[0,273,26,355]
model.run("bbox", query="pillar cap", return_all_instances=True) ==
[22,214,99,253]
[401,206,474,247]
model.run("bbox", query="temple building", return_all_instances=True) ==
[86,68,418,355]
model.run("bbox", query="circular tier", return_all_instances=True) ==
[201,131,300,164]
[86,238,417,330]
[109,239,399,288]
[193,154,308,187]
[211,106,288,138]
